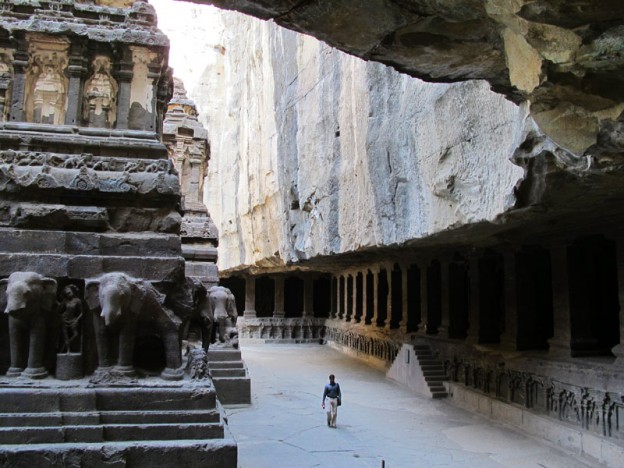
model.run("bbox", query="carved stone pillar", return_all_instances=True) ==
[345,274,353,322]
[499,248,519,350]
[399,263,408,331]
[417,258,429,335]
[371,269,379,327]
[146,61,161,132]
[331,276,338,319]
[612,237,624,364]
[438,256,450,339]
[359,271,366,324]
[302,276,313,318]
[9,43,28,122]
[273,276,285,319]
[466,252,481,344]
[338,275,345,320]
[114,54,133,129]
[64,41,87,126]
[547,244,572,356]
[244,276,257,318]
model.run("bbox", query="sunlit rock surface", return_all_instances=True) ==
[152,1,536,273]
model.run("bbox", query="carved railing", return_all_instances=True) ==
[237,317,325,342]
[323,320,401,364]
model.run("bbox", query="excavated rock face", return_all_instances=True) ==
[191,0,624,159]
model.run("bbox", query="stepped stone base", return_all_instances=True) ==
[207,349,251,404]
[0,379,237,467]
[387,343,448,399]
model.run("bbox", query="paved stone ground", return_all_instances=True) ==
[224,344,594,468]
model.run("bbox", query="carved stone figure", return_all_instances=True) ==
[186,346,209,380]
[83,56,117,128]
[31,60,66,125]
[208,285,238,348]
[84,272,183,380]
[0,271,57,378]
[58,284,83,353]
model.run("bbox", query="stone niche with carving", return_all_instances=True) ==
[24,34,69,125]
[0,1,237,466]
[83,55,118,128]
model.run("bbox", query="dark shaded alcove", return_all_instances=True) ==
[313,275,332,318]
[255,276,275,318]
[448,257,470,339]
[285,277,304,318]
[406,264,420,333]
[426,260,441,335]
[567,236,619,356]
[516,246,553,350]
[220,276,245,317]
[478,250,505,344]
[338,275,345,319]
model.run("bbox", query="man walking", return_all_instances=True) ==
[321,374,342,428]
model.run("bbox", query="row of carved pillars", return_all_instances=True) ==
[324,234,623,358]
[221,275,331,319]
[225,234,624,359]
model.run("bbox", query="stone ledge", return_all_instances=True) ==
[448,382,624,468]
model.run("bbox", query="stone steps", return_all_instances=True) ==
[207,349,251,404]
[413,344,448,399]
[0,409,221,426]
[0,422,224,444]
[0,385,226,446]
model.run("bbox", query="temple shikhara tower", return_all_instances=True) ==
[0,1,237,465]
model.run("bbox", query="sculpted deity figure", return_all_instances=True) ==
[83,56,117,128]
[58,284,83,353]
[31,57,67,125]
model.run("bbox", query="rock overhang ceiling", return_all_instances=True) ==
[183,0,624,160]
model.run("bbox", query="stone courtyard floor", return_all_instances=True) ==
[224,344,595,468]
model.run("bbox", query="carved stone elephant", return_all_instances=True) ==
[164,277,213,352]
[84,272,183,380]
[208,285,238,348]
[0,271,57,379]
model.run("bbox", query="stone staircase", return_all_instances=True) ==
[413,344,448,399]
[207,348,251,404]
[0,384,236,466]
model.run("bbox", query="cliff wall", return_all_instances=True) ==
[152,1,530,273]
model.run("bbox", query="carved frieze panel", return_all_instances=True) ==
[445,353,624,441]
[83,55,117,129]
[24,33,69,126]
[0,150,179,196]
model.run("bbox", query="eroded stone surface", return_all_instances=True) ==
[187,0,624,157]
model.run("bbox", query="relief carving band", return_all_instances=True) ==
[24,34,69,125]
[83,56,117,128]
